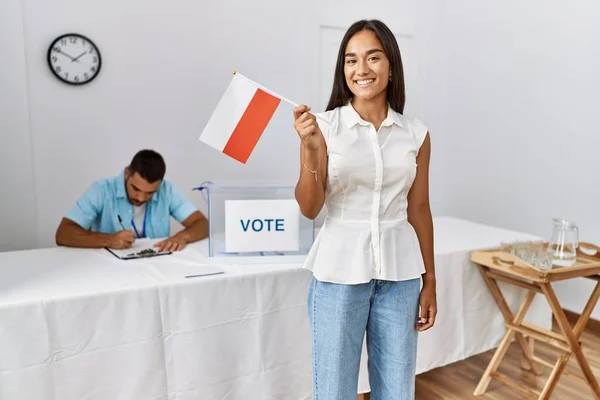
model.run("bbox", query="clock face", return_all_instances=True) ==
[47,33,101,85]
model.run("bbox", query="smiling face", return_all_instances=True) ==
[343,29,391,104]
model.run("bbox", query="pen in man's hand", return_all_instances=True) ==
[117,215,126,231]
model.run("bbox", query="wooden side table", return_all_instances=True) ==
[470,242,600,399]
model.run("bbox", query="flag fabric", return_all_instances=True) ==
[199,73,282,164]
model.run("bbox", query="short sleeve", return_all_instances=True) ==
[410,118,429,153]
[65,182,104,230]
[167,182,198,223]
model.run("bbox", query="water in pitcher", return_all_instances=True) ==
[547,218,579,267]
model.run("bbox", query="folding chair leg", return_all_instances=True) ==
[517,335,542,375]
[542,283,600,399]
[539,352,570,400]
[474,329,516,396]
[475,291,536,396]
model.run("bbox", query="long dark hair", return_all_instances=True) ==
[326,20,406,114]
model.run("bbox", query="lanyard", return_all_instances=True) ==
[131,205,149,238]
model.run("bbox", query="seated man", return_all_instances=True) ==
[55,149,208,252]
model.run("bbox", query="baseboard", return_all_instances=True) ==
[562,308,600,335]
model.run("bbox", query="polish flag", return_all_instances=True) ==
[199,72,283,164]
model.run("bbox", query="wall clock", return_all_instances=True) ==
[47,33,101,85]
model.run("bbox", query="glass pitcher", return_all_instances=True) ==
[547,218,579,266]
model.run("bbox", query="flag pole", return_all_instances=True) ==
[233,70,330,126]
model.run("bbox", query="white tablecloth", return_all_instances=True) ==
[0,217,551,399]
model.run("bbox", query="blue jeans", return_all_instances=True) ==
[308,277,420,400]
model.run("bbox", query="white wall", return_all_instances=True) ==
[3,0,597,319]
[434,0,600,319]
[0,0,38,251]
[19,0,321,248]
[1,0,438,251]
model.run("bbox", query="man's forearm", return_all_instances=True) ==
[56,225,113,248]
[174,218,209,243]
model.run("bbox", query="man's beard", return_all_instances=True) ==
[129,197,145,206]
[125,178,145,206]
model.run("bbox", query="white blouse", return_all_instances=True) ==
[302,102,429,284]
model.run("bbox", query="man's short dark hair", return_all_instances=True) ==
[128,150,166,183]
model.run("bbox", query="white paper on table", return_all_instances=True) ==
[105,238,171,260]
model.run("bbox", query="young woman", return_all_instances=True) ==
[293,19,437,399]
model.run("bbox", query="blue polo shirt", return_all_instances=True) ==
[65,171,198,238]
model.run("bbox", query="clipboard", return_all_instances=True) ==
[105,239,172,260]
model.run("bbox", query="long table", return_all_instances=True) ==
[0,217,552,399]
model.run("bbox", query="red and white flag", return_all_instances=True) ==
[199,72,285,164]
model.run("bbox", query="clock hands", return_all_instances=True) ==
[72,52,87,63]
[56,49,87,64]
[56,49,77,61]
